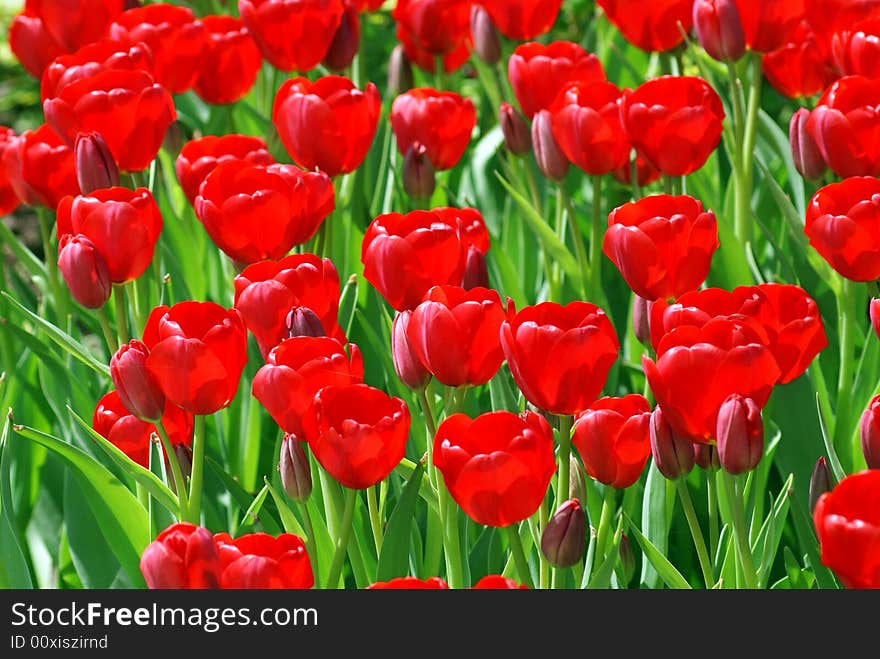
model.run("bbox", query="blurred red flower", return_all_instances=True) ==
[2,124,79,209]
[481,0,563,40]
[40,40,153,101]
[762,22,836,99]
[391,88,476,171]
[596,0,695,52]
[194,15,262,105]
[214,532,314,589]
[175,134,274,205]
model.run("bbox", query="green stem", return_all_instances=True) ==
[555,414,573,508]
[187,415,206,524]
[720,471,757,588]
[676,478,714,588]
[539,497,550,589]
[113,285,129,348]
[595,487,616,563]
[734,54,763,247]
[366,485,383,555]
[325,487,357,588]
[589,176,604,303]
[561,186,589,300]
[441,484,464,588]
[97,307,118,355]
[155,419,189,521]
[506,524,534,588]
[550,186,565,299]
[36,209,69,324]
[298,500,319,579]
[833,278,857,458]
[707,471,719,560]
[629,154,641,200]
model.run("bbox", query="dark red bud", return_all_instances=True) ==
[74,132,119,194]
[649,406,695,480]
[716,394,764,475]
[462,245,489,290]
[285,307,326,338]
[110,340,165,422]
[693,0,745,63]
[388,45,414,97]
[471,5,501,65]
[790,109,827,181]
[166,443,193,496]
[869,298,880,341]
[402,143,436,201]
[616,533,636,586]
[632,295,652,346]
[323,3,360,72]
[808,456,833,513]
[860,394,880,470]
[57,234,111,309]
[392,311,431,390]
[540,498,586,568]
[280,434,312,502]
[500,102,531,156]
[531,110,569,182]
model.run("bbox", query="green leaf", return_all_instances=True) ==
[236,483,270,534]
[639,464,669,588]
[205,456,282,535]
[0,414,32,588]
[376,463,424,582]
[624,513,691,590]
[753,474,793,588]
[338,274,359,338]
[264,478,306,538]
[816,394,846,483]
[0,220,46,280]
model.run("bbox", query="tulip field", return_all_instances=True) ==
[2,0,880,592]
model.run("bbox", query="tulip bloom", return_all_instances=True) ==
[214,532,314,589]
[195,160,335,265]
[621,76,725,176]
[392,311,431,390]
[368,577,450,589]
[832,18,880,79]
[733,0,804,53]
[790,108,828,181]
[75,132,119,194]
[807,76,880,178]
[252,337,364,439]
[508,41,605,120]
[806,0,880,50]
[861,394,880,470]
[108,4,207,94]
[472,575,529,589]
[762,22,836,99]
[56,187,162,284]
[390,88,476,171]
[2,124,79,209]
[573,395,652,489]
[8,11,66,79]
[692,0,746,62]
[111,340,165,422]
[0,128,19,216]
[603,194,720,301]
[393,0,472,57]
[813,470,880,589]
[716,393,764,474]
[43,69,175,172]
[234,254,344,359]
[550,81,630,176]
[26,0,125,52]
[40,40,154,101]
[361,208,471,311]
[596,0,695,52]
[500,300,620,415]
[57,234,111,309]
[175,134,274,205]
[308,384,410,489]
[481,0,563,40]
[406,285,506,387]
[273,76,381,177]
[805,177,880,281]
[239,0,344,72]
[433,411,556,527]
[143,302,249,415]
[194,15,262,105]
[140,523,220,589]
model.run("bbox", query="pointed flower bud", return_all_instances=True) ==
[323,2,360,72]
[286,306,326,339]
[649,406,695,480]
[790,108,827,181]
[716,393,764,475]
[860,394,880,469]
[110,340,165,422]
[402,142,436,201]
[500,102,531,156]
[809,456,833,513]
[616,533,636,586]
[632,295,652,346]
[462,245,489,290]
[280,434,312,502]
[569,454,587,504]
[392,311,431,390]
[74,132,119,194]
[471,5,501,65]
[694,442,719,470]
[540,498,586,568]
[57,233,111,309]
[166,443,193,496]
[388,44,414,97]
[693,0,745,63]
[531,110,569,182]
[870,298,880,341]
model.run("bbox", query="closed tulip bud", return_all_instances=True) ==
[569,454,587,504]
[649,406,695,480]
[392,311,431,390]
[57,234,111,310]
[162,121,185,158]
[462,246,489,290]
[166,444,193,495]
[860,394,880,469]
[74,132,119,194]
[790,109,827,181]
[540,499,586,568]
[286,307,326,339]
[110,340,165,422]
[693,0,745,63]
[716,394,764,475]
[279,435,312,502]
[388,45,414,96]
[809,456,833,513]
[870,298,880,341]
[632,295,651,346]
[616,533,636,586]
[500,102,531,156]
[323,3,360,72]
[471,6,501,65]
[694,442,719,470]
[402,143,436,201]
[531,110,569,182]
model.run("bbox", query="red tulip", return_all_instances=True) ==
[239,0,344,72]
[93,390,193,469]
[111,340,165,422]
[273,76,381,177]
[649,405,695,479]
[500,102,531,155]
[406,285,505,387]
[26,0,124,52]
[56,187,162,283]
[74,132,120,194]
[0,128,19,216]
[194,15,262,105]
[392,0,472,57]
[541,498,587,566]
[692,0,746,62]
[252,337,364,438]
[2,124,79,209]
[8,11,66,79]
[480,0,563,40]
[40,40,153,101]
[643,316,781,442]
[433,410,556,527]
[367,577,449,589]
[532,110,570,181]
[234,254,344,359]
[143,302,249,415]
[57,234,112,309]
[806,0,880,50]
[395,24,472,74]
[762,22,836,99]
[43,69,175,172]
[716,393,764,474]
[603,194,719,301]
[596,0,695,52]
[508,41,606,120]
[871,298,880,341]
[550,81,630,176]
[806,76,880,178]
[733,0,805,53]
[194,160,334,266]
[361,208,470,311]
[175,134,274,205]
[805,176,880,281]
[790,107,828,181]
[620,76,725,176]
[500,300,620,415]
[308,384,410,489]
[140,523,220,589]
[573,395,652,489]
[392,311,432,390]
[214,532,314,589]
[471,575,529,589]
[108,4,207,94]
[323,2,360,71]
[813,470,880,589]
[471,5,501,65]
[832,18,880,79]
[860,394,880,469]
